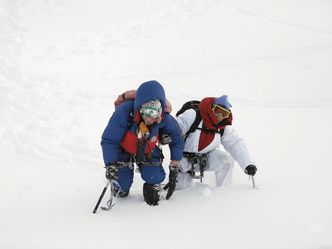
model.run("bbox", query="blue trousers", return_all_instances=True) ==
[116,165,166,192]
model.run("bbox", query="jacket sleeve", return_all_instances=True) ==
[162,114,184,161]
[175,109,197,135]
[100,103,133,165]
[221,126,255,170]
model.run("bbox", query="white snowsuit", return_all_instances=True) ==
[175,109,254,189]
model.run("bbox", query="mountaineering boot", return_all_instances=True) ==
[143,183,161,206]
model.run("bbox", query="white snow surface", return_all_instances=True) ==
[1,1,332,249]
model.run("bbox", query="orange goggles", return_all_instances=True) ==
[212,104,231,119]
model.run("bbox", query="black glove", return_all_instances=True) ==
[245,164,257,176]
[105,163,118,180]
[160,133,172,145]
[163,165,179,200]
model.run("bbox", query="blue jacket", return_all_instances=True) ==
[101,80,184,165]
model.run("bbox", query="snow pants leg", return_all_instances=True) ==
[176,149,234,189]
[140,165,166,185]
[207,149,234,186]
[176,157,194,190]
[116,166,134,192]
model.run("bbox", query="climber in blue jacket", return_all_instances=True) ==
[101,80,184,206]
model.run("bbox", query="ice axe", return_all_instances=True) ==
[249,175,257,189]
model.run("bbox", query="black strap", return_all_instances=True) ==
[184,109,202,141]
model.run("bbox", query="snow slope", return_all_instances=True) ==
[1,0,332,248]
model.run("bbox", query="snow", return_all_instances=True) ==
[1,0,332,248]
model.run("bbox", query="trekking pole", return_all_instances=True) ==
[93,180,110,213]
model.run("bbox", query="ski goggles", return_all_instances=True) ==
[212,104,231,119]
[140,106,162,119]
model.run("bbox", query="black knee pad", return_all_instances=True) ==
[143,183,160,206]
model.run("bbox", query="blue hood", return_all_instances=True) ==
[134,80,166,112]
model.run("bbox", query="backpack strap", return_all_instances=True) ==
[183,109,202,141]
